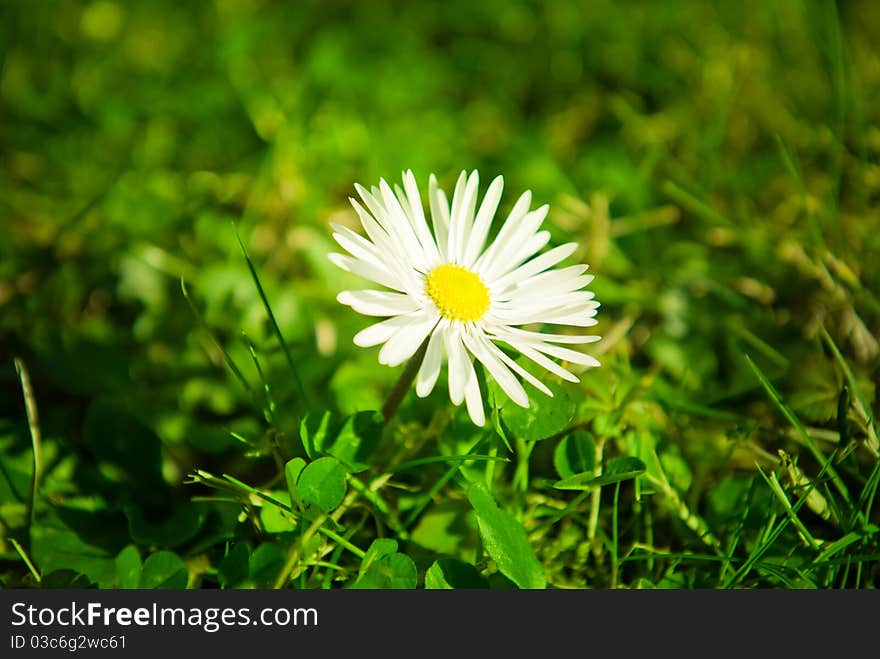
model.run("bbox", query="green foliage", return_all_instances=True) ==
[1,0,879,592]
[425,559,488,589]
[502,380,576,442]
[114,545,142,589]
[295,457,347,513]
[466,482,546,589]
[554,431,597,479]
[218,544,250,589]
[248,543,286,587]
[350,540,418,589]
[300,410,383,472]
[554,457,647,491]
[141,551,188,589]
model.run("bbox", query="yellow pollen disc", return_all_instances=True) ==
[425,263,490,322]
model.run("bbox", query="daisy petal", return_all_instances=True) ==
[401,170,442,264]
[379,178,427,269]
[503,340,580,383]
[463,358,486,426]
[485,230,551,285]
[353,314,417,347]
[416,324,446,397]
[490,242,578,291]
[429,174,451,261]
[463,175,503,268]
[444,326,469,405]
[337,290,420,316]
[461,330,529,408]
[483,339,554,397]
[379,313,437,367]
[328,253,399,291]
[525,342,602,367]
[446,171,469,263]
[478,204,548,280]
[491,327,602,345]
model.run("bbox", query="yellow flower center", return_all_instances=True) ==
[425,263,490,322]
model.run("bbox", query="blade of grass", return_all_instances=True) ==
[733,324,789,370]
[755,562,818,589]
[756,465,821,550]
[855,459,880,525]
[235,228,310,409]
[722,446,837,588]
[814,531,862,566]
[820,326,879,457]
[402,437,486,528]
[241,331,277,426]
[10,538,41,583]
[382,453,509,474]
[743,353,851,505]
[718,476,760,586]
[534,490,591,533]
[645,449,722,553]
[14,358,41,543]
[586,436,606,554]
[611,481,621,588]
[190,470,365,563]
[345,473,408,541]
[181,278,255,397]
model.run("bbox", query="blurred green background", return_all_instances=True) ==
[1,0,878,588]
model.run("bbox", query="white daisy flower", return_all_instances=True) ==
[330,170,601,427]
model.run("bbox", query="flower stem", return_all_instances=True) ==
[381,336,430,422]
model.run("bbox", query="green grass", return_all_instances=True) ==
[1,0,879,590]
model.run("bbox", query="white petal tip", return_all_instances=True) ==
[510,394,530,408]
[352,335,374,348]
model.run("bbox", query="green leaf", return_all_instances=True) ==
[351,551,417,589]
[411,502,477,555]
[259,494,296,533]
[114,545,142,589]
[124,503,205,548]
[82,398,166,498]
[297,456,347,513]
[284,458,306,507]
[30,506,128,588]
[299,410,383,473]
[554,456,647,491]
[501,380,575,442]
[425,558,488,589]
[218,543,250,588]
[357,538,399,576]
[141,551,188,589]
[348,539,417,589]
[553,431,596,479]
[323,411,384,473]
[40,571,95,589]
[465,481,546,589]
[299,411,342,460]
[249,542,285,586]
